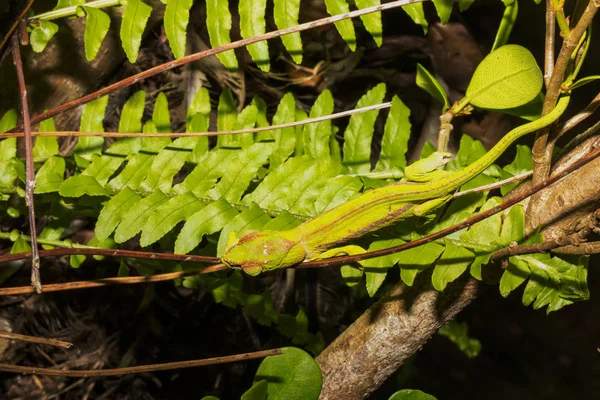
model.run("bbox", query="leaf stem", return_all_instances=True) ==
[0,332,73,349]
[28,0,121,22]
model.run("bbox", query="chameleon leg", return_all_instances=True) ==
[311,245,367,261]
[413,195,452,217]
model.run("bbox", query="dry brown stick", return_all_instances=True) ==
[0,348,282,377]
[0,0,35,63]
[544,0,556,89]
[7,0,424,133]
[11,33,41,294]
[0,247,220,264]
[552,90,600,144]
[0,264,227,296]
[0,102,392,139]
[0,332,73,349]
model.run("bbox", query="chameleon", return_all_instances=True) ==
[222,93,571,276]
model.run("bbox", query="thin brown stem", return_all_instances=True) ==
[552,91,600,145]
[0,102,392,139]
[11,33,41,294]
[7,0,424,133]
[544,0,556,88]
[0,332,73,349]
[0,348,283,377]
[452,171,532,198]
[0,247,219,267]
[0,264,227,296]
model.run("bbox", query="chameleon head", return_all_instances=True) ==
[222,230,307,276]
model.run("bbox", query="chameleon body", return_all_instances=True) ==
[223,94,571,276]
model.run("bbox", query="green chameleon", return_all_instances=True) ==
[222,93,571,276]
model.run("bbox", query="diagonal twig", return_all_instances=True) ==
[0,332,73,349]
[0,348,282,377]
[11,33,41,293]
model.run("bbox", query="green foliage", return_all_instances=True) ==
[416,64,450,111]
[120,0,153,63]
[466,45,543,109]
[30,20,59,53]
[252,347,322,400]
[389,389,438,400]
[438,320,482,358]
[78,6,111,61]
[164,0,193,59]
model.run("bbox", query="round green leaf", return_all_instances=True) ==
[254,347,322,400]
[466,45,542,110]
[389,389,438,400]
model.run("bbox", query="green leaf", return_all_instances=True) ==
[446,134,487,171]
[273,0,302,64]
[355,0,382,46]
[38,222,65,250]
[254,347,322,400]
[140,192,206,247]
[164,0,193,59]
[253,97,272,142]
[239,0,269,72]
[466,45,543,110]
[402,3,428,34]
[33,117,59,160]
[375,95,410,174]
[54,0,85,8]
[389,389,438,400]
[175,149,234,197]
[458,0,475,11]
[232,104,258,149]
[140,137,197,193]
[208,143,273,203]
[399,242,445,286]
[343,83,386,174]
[74,96,108,168]
[79,6,111,61]
[341,265,363,287]
[499,257,530,297]
[175,199,239,254]
[30,20,59,53]
[0,110,18,188]
[431,0,453,24]
[216,88,238,149]
[362,238,406,269]
[0,109,17,134]
[432,240,475,291]
[186,87,211,163]
[270,93,297,169]
[120,0,152,63]
[216,203,271,256]
[242,380,268,400]
[324,0,356,51]
[303,90,334,160]
[119,90,146,133]
[494,205,525,248]
[152,92,172,133]
[59,174,108,197]
[491,0,518,52]
[114,189,169,243]
[438,320,481,358]
[35,156,65,194]
[500,145,532,195]
[95,187,142,241]
[206,0,238,70]
[569,75,600,90]
[416,64,450,111]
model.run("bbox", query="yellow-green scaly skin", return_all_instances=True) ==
[222,94,571,275]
